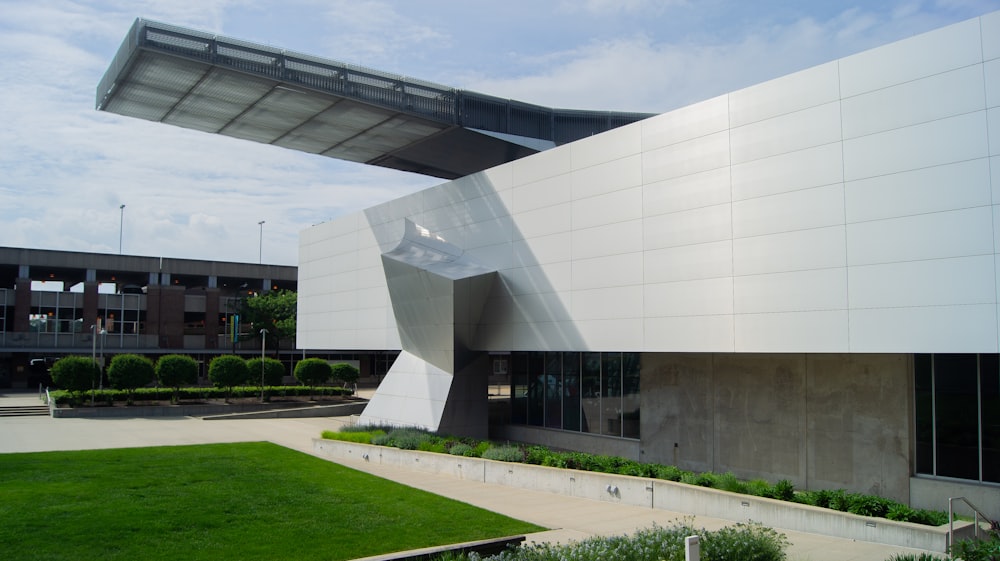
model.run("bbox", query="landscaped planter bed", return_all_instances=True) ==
[313,438,973,553]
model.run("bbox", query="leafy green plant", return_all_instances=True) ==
[449,443,474,456]
[208,355,250,399]
[330,362,360,385]
[715,472,748,494]
[457,519,789,561]
[155,354,199,402]
[50,356,99,394]
[246,357,286,386]
[886,553,949,561]
[950,529,1000,561]
[294,358,332,387]
[482,445,524,462]
[771,479,795,501]
[848,494,895,518]
[107,354,155,403]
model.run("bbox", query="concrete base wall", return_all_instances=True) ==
[910,476,1000,521]
[640,353,912,502]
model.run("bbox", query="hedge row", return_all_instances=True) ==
[51,385,353,406]
[323,426,949,527]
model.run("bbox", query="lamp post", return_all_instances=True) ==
[257,220,265,264]
[119,204,126,255]
[259,328,267,401]
[91,324,97,406]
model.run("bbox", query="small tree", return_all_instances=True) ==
[247,357,285,386]
[330,363,360,388]
[107,354,155,404]
[294,358,332,387]
[50,356,98,394]
[209,355,250,399]
[156,354,199,403]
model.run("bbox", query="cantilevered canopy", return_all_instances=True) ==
[97,19,655,179]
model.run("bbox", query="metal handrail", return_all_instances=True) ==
[949,496,998,547]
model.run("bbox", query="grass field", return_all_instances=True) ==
[0,442,545,561]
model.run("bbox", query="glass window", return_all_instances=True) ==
[527,352,544,427]
[933,354,979,480]
[581,352,602,435]
[507,350,640,440]
[602,353,622,437]
[982,354,999,483]
[510,353,528,425]
[917,353,998,483]
[562,352,581,431]
[544,352,562,429]
[914,354,934,475]
[622,352,641,439]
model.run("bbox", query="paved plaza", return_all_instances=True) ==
[0,390,940,561]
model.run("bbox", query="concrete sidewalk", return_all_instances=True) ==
[0,392,940,561]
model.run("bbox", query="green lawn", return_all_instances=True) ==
[0,442,545,561]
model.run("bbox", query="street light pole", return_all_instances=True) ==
[258,220,265,264]
[90,324,97,406]
[259,328,267,401]
[119,204,126,255]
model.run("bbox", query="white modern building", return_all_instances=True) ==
[99,12,1000,516]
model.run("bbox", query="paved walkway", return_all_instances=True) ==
[0,390,939,561]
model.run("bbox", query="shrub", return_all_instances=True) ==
[847,494,895,518]
[715,472,748,494]
[107,354,155,402]
[950,529,1000,561]
[247,357,286,386]
[448,443,474,456]
[681,471,717,487]
[321,430,382,444]
[50,356,98,393]
[651,464,687,482]
[482,445,524,462]
[330,362,360,385]
[746,479,773,498]
[771,479,795,501]
[155,354,198,401]
[294,358,332,386]
[700,521,789,561]
[470,520,788,561]
[208,355,250,395]
[887,554,949,561]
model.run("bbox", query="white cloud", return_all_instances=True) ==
[0,0,996,267]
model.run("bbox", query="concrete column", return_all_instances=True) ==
[204,287,220,349]
[146,285,185,350]
[83,281,99,330]
[13,276,31,332]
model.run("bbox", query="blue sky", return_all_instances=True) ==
[1,0,997,266]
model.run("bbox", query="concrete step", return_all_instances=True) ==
[0,406,50,417]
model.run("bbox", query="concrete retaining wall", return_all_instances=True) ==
[52,400,366,419]
[313,439,965,553]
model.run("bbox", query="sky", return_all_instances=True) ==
[1,0,998,266]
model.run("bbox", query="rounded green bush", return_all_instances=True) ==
[156,354,198,389]
[208,355,250,389]
[294,358,332,386]
[107,354,155,392]
[247,357,286,386]
[50,356,99,393]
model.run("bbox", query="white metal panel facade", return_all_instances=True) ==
[298,11,1000,355]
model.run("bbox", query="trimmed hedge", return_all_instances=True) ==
[50,385,353,406]
[325,426,950,527]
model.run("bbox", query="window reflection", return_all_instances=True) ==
[510,351,639,440]
[915,353,999,484]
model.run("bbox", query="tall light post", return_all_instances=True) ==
[258,220,265,264]
[259,327,267,401]
[119,204,126,255]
